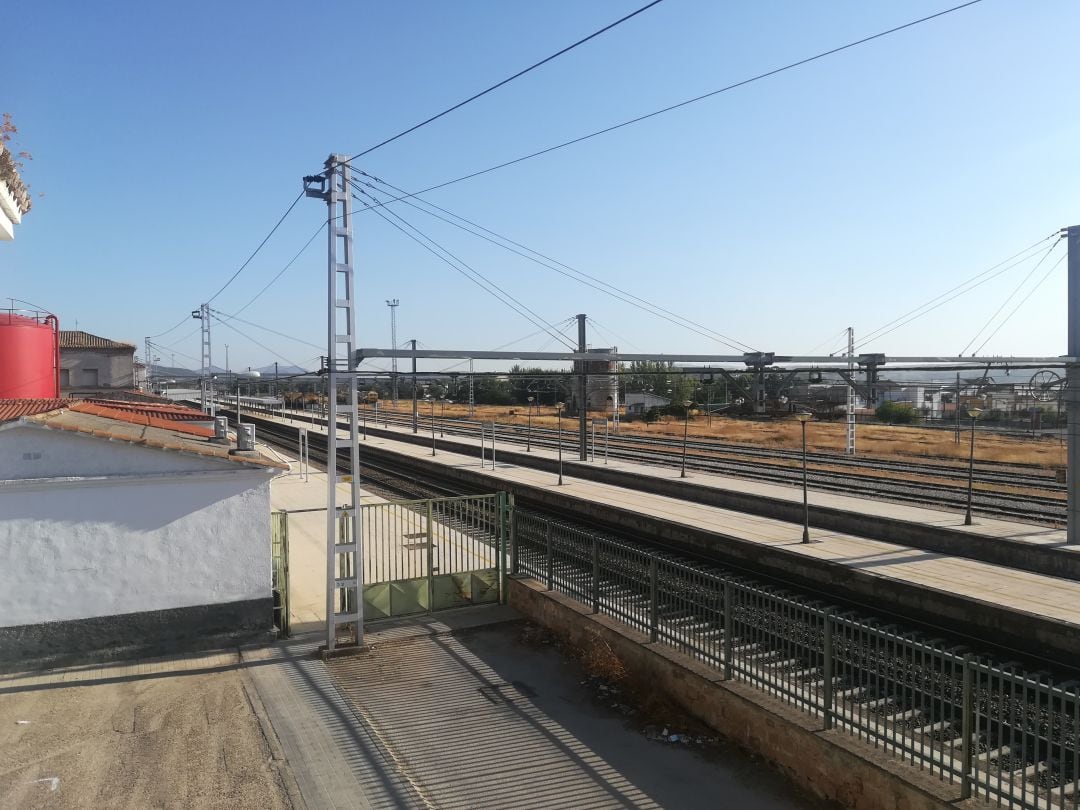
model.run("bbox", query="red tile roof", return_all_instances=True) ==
[59,330,135,350]
[0,399,73,421]
[69,401,214,438]
[83,399,211,422]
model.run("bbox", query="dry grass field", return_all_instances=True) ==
[369,401,1065,468]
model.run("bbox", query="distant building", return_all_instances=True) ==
[0,399,286,669]
[59,330,137,394]
[624,391,670,415]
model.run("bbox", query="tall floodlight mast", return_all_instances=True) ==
[386,299,399,405]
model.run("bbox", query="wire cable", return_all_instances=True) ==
[354,2,985,204]
[329,1,665,171]
[214,316,304,371]
[434,319,577,374]
[959,240,1061,356]
[854,235,1058,351]
[229,222,326,317]
[210,308,324,351]
[352,183,577,350]
[973,253,1066,356]
[205,191,304,304]
[358,174,755,352]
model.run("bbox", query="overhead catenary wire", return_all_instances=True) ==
[327,0,666,172]
[349,2,985,209]
[972,252,1067,356]
[959,240,1061,356]
[210,308,324,351]
[854,235,1059,352]
[434,318,577,374]
[357,174,755,352]
[214,316,304,372]
[228,222,326,317]
[205,191,304,304]
[351,183,577,350]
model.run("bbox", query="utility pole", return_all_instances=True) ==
[1066,225,1079,545]
[144,337,153,392]
[304,154,363,650]
[386,299,399,405]
[274,361,278,398]
[845,327,855,455]
[469,358,475,418]
[577,313,588,461]
[955,373,962,444]
[411,338,418,433]
[191,303,211,411]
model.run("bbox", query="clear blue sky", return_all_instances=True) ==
[4,0,1078,373]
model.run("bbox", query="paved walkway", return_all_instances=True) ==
[245,605,819,810]
[265,414,1080,634]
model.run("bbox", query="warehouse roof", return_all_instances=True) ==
[59,330,136,350]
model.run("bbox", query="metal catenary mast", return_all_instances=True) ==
[305,155,364,649]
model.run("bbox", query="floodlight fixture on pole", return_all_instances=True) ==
[964,406,984,526]
[680,400,693,479]
[794,411,814,543]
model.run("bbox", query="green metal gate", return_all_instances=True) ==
[270,510,291,637]
[352,492,509,620]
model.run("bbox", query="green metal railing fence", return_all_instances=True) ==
[512,508,1079,810]
[338,492,509,620]
[270,510,291,637]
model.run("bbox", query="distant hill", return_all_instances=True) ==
[256,364,312,376]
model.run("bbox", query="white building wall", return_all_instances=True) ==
[60,348,135,391]
[0,470,273,627]
[1,425,226,479]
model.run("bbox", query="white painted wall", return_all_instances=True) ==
[0,424,226,480]
[0,469,274,627]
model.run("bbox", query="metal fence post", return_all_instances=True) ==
[425,499,435,613]
[496,492,507,604]
[508,493,518,576]
[591,536,600,614]
[961,655,973,799]
[545,521,554,590]
[822,609,834,729]
[723,579,734,680]
[648,555,659,643]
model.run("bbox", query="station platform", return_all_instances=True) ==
[257,412,1080,665]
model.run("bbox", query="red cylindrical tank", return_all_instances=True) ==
[0,311,60,398]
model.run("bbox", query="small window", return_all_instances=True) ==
[81,368,99,386]
[60,369,70,388]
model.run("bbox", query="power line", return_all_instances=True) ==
[214,316,304,371]
[960,240,1061,356]
[210,308,324,351]
[354,2,985,204]
[973,252,1066,356]
[229,222,326,317]
[352,183,577,350]
[205,191,304,304]
[148,314,193,340]
[329,0,666,171]
[434,319,576,374]
[357,174,755,352]
[854,235,1058,351]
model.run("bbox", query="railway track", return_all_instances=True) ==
[251,410,1078,809]
[284,406,1064,524]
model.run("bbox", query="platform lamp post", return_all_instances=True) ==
[441,398,450,437]
[964,406,984,525]
[794,411,814,543]
[527,396,535,452]
[427,395,437,456]
[680,400,693,478]
[556,402,566,485]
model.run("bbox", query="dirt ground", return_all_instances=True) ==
[0,652,295,810]
[371,401,1066,468]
